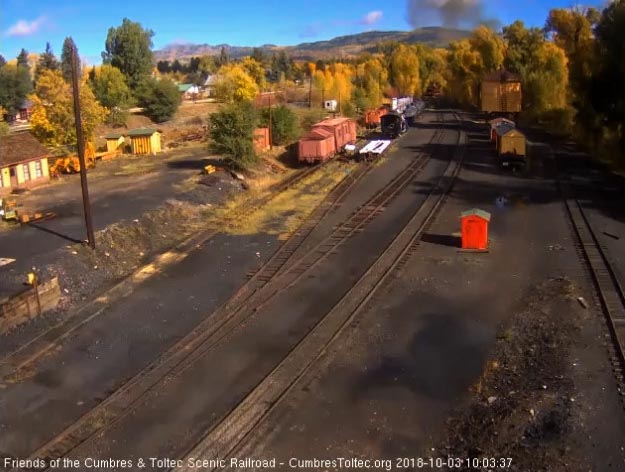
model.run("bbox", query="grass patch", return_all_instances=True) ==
[205,161,356,237]
[111,159,161,177]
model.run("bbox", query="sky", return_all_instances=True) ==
[0,0,610,66]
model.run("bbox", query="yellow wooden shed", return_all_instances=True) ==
[103,132,125,153]
[498,128,526,157]
[127,128,162,155]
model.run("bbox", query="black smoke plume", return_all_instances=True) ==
[407,0,499,29]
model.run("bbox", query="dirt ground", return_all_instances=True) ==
[431,278,597,471]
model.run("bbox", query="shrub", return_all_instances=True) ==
[107,107,129,127]
[259,105,300,145]
[136,77,181,123]
[299,109,327,132]
[208,100,259,170]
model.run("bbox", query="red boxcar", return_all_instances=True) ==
[364,107,388,128]
[298,117,357,163]
[298,127,336,163]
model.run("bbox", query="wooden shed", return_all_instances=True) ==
[127,128,162,155]
[103,132,125,153]
[498,128,526,157]
[481,70,522,113]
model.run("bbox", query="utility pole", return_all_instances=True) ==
[71,44,95,249]
[268,91,272,150]
[338,89,341,115]
[308,74,313,109]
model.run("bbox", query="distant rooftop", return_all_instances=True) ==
[0,131,50,167]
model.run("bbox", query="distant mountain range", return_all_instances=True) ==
[154,27,470,62]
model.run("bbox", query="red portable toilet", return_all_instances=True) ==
[460,208,491,250]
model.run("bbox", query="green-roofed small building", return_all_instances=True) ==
[103,132,125,153]
[127,128,162,155]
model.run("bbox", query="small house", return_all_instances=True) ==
[103,132,125,153]
[460,208,491,250]
[178,83,200,100]
[127,128,162,155]
[0,132,50,195]
[203,75,218,98]
[498,128,526,157]
[18,99,34,122]
[324,100,338,112]
[2,100,33,123]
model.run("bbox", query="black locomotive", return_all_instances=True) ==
[380,112,407,138]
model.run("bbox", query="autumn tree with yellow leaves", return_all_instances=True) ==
[30,69,107,147]
[445,26,505,107]
[415,45,448,94]
[240,57,266,89]
[445,39,483,107]
[215,63,259,103]
[310,63,354,113]
[503,21,570,128]
[388,44,420,97]
[353,57,388,110]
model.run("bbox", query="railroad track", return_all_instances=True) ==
[174,113,465,471]
[559,178,625,397]
[242,158,374,286]
[0,159,329,378]
[19,114,448,469]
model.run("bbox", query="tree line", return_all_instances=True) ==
[2,1,624,164]
[0,19,182,145]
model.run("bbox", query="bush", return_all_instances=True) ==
[137,77,181,123]
[259,105,300,145]
[208,100,259,170]
[107,107,129,127]
[538,108,574,136]
[299,109,327,132]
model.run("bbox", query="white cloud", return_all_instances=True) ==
[362,10,383,25]
[5,16,46,37]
